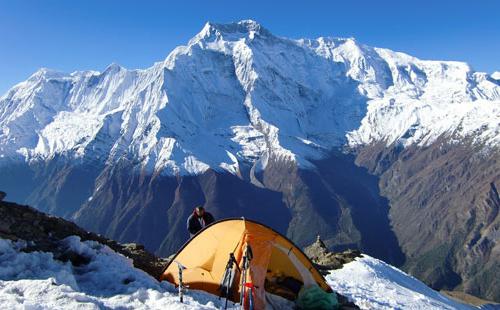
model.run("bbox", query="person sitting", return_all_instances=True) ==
[186,206,214,237]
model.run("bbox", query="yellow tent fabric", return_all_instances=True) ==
[160,218,332,309]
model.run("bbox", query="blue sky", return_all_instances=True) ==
[1,0,499,95]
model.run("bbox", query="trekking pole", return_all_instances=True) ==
[219,253,240,309]
[225,253,237,309]
[240,245,253,309]
[174,261,187,303]
[239,255,247,307]
[243,283,255,310]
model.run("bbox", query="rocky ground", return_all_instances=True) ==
[305,235,362,273]
[440,290,499,307]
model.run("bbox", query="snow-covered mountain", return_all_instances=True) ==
[1,20,499,303]
[0,237,477,309]
[1,20,498,175]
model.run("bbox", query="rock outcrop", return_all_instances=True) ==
[0,199,168,279]
[305,235,362,272]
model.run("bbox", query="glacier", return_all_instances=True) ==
[0,20,499,175]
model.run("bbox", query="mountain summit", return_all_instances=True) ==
[1,20,498,175]
[0,21,498,302]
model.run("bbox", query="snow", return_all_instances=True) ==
[1,20,499,175]
[326,255,474,310]
[0,237,479,309]
[0,237,233,309]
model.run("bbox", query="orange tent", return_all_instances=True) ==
[160,218,333,309]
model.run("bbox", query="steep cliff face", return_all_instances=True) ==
[1,20,499,301]
[44,153,402,267]
[73,162,292,256]
[356,139,500,301]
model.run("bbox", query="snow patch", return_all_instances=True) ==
[327,255,474,310]
[0,237,235,309]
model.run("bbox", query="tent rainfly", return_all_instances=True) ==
[160,218,336,309]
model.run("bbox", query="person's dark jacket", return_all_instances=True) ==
[187,211,215,235]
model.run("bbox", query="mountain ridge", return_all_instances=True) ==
[1,20,499,176]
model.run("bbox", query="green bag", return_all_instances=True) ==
[296,285,339,310]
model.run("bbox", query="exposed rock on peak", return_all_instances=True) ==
[199,19,270,39]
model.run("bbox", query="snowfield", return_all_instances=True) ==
[0,237,476,309]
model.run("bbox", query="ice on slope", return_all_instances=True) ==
[327,255,474,310]
[0,237,476,309]
[1,20,499,175]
